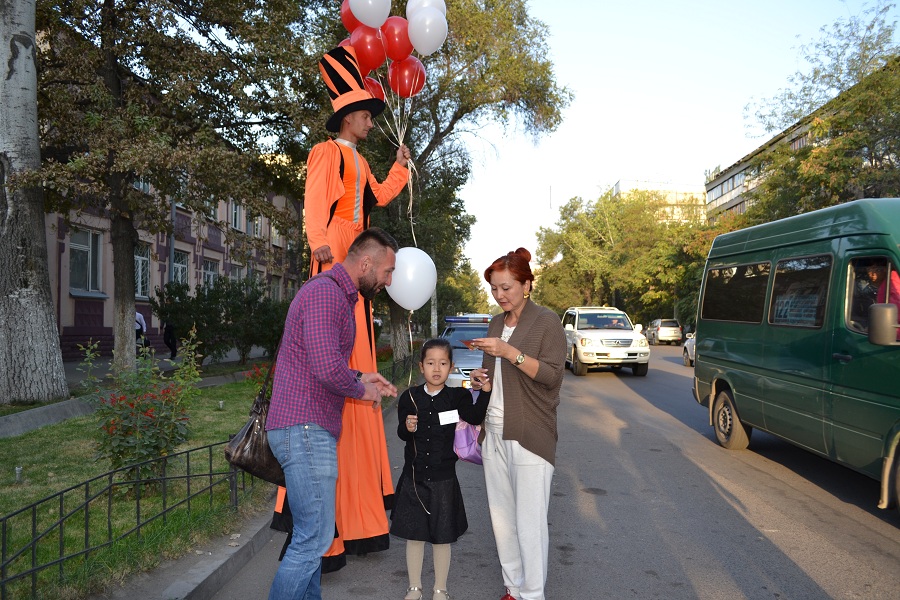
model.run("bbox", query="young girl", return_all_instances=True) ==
[391,338,492,600]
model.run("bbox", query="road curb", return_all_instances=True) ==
[179,509,275,600]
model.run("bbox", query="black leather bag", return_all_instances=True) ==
[224,359,285,486]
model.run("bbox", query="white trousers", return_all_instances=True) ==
[482,429,554,600]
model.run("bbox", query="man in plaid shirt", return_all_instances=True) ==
[266,227,400,599]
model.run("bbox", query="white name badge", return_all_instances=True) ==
[439,410,460,425]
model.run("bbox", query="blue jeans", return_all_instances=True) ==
[267,423,337,600]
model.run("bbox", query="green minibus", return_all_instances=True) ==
[693,198,900,511]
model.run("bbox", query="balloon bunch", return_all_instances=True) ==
[340,0,448,99]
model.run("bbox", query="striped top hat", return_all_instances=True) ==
[319,46,385,133]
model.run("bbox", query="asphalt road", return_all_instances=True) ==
[213,344,900,599]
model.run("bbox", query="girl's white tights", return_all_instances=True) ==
[406,540,451,592]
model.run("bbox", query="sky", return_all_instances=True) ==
[457,0,895,300]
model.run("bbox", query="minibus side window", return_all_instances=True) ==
[847,257,898,334]
[769,255,832,328]
[701,262,771,323]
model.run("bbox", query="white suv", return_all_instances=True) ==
[562,307,650,376]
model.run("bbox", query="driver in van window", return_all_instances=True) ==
[853,264,882,321]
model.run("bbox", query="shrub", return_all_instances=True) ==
[85,329,202,483]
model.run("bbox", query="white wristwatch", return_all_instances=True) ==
[514,353,526,365]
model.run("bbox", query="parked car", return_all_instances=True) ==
[647,318,682,345]
[562,306,650,376]
[439,314,491,388]
[682,333,695,367]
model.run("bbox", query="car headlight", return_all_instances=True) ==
[579,337,592,347]
[637,338,648,347]
[451,367,465,375]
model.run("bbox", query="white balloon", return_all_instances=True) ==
[349,0,391,29]
[408,7,448,56]
[386,247,437,311]
[406,0,447,20]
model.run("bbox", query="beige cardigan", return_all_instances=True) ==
[480,299,567,466]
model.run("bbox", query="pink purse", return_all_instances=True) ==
[454,421,482,465]
[453,390,483,465]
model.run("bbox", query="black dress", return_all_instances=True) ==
[390,384,490,544]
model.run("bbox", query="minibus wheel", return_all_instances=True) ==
[713,390,751,450]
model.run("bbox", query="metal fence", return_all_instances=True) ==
[0,441,258,600]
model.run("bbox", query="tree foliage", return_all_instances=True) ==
[535,191,741,328]
[745,0,898,134]
[745,54,900,223]
[30,0,330,372]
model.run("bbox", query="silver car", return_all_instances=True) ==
[682,333,696,367]
[647,318,683,345]
[439,314,491,388]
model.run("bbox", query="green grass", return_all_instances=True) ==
[0,379,274,599]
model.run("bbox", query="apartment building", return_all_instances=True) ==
[48,192,301,360]
[612,179,707,224]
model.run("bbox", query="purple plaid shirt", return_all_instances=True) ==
[266,263,366,438]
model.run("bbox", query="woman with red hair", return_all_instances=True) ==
[472,248,567,600]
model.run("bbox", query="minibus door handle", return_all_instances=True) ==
[832,352,853,363]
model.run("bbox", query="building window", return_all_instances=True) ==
[172,250,189,285]
[249,216,262,237]
[69,229,102,292]
[135,244,151,299]
[231,202,243,231]
[205,198,218,221]
[133,178,151,194]
[270,275,282,301]
[202,259,219,287]
[230,264,244,280]
[271,224,283,248]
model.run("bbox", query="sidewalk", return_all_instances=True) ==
[63,346,269,391]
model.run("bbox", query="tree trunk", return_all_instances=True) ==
[109,207,137,374]
[389,302,412,362]
[102,0,136,375]
[0,0,69,403]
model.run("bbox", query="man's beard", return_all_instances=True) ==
[359,272,380,300]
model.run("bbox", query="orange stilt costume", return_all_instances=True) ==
[273,45,410,572]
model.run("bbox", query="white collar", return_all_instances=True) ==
[335,138,357,150]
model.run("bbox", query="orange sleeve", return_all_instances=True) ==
[367,160,410,207]
[304,142,343,252]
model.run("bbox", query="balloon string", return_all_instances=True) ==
[406,309,415,388]
[373,67,419,248]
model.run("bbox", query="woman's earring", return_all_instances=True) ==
[524,292,530,299]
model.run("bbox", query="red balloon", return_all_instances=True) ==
[364,76,385,101]
[388,55,426,98]
[381,16,414,61]
[350,25,386,75]
[340,0,361,33]
[338,37,351,47]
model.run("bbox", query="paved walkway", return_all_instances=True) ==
[63,346,269,391]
